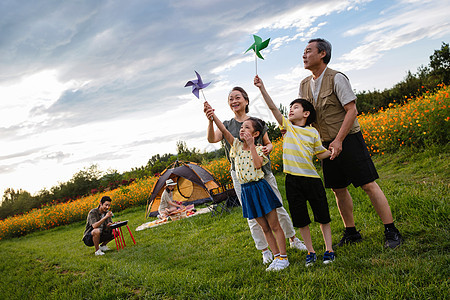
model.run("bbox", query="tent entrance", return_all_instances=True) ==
[176,177,193,199]
[146,161,221,218]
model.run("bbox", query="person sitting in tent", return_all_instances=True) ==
[158,179,184,218]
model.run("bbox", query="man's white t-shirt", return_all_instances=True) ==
[301,67,357,106]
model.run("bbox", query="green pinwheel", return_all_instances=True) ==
[245,35,270,59]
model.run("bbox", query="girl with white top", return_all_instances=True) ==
[158,179,184,218]
[205,103,289,271]
[204,87,306,265]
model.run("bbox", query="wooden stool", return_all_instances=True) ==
[111,220,136,250]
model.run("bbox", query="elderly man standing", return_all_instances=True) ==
[298,38,402,249]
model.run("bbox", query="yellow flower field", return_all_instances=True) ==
[359,84,449,154]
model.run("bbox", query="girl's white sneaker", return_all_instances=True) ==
[266,257,289,271]
[274,257,289,270]
[265,258,279,271]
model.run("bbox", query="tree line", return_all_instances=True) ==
[1,42,448,219]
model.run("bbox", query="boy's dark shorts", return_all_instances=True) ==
[322,131,379,189]
[285,174,331,228]
[82,230,114,247]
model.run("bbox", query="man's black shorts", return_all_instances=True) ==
[285,174,331,228]
[322,131,379,189]
[82,230,114,247]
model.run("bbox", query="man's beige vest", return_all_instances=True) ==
[300,68,360,142]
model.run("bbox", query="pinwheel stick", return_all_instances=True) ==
[200,89,213,120]
[201,89,207,102]
[255,44,258,75]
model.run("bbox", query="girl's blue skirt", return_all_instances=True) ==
[241,179,282,219]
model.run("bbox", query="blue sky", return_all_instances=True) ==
[1,0,449,195]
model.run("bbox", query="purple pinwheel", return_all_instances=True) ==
[184,71,211,99]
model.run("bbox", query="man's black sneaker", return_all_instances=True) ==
[385,228,403,249]
[333,230,362,248]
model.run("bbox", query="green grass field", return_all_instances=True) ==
[0,146,448,299]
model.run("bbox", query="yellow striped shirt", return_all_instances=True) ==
[281,116,326,178]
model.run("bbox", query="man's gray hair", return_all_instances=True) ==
[309,38,332,64]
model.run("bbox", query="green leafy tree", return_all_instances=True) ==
[355,42,449,114]
[146,153,176,174]
[99,169,123,191]
[176,140,203,163]
[0,188,19,219]
[266,121,281,141]
[429,42,450,85]
[122,166,153,180]
[201,148,225,164]
[50,165,102,201]
[0,188,36,219]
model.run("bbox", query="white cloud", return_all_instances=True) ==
[0,70,83,128]
[259,1,363,31]
[337,1,450,70]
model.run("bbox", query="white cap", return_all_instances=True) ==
[166,179,177,186]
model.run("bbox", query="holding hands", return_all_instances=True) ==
[328,142,340,160]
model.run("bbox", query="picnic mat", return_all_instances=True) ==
[136,206,211,231]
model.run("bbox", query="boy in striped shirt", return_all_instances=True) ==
[254,75,335,266]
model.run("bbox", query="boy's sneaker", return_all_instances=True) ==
[333,230,362,248]
[323,251,335,264]
[384,228,403,249]
[262,250,273,264]
[305,252,317,267]
[95,249,105,256]
[290,237,307,251]
[99,245,110,252]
